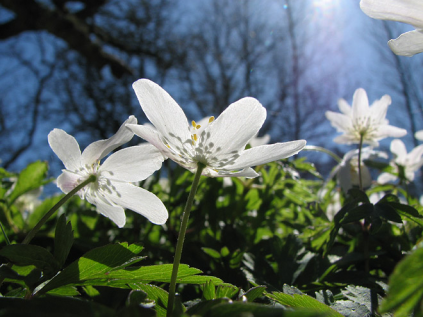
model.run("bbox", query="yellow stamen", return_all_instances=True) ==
[209,116,215,123]
[196,124,201,129]
[193,134,198,141]
[192,120,197,128]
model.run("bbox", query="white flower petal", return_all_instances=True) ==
[376,125,407,140]
[217,168,260,178]
[390,139,407,159]
[81,116,137,166]
[377,172,398,184]
[388,29,423,57]
[228,140,306,171]
[56,170,81,194]
[369,95,391,123]
[87,194,126,228]
[352,88,369,122]
[360,0,423,29]
[325,111,351,132]
[132,79,192,150]
[338,98,352,116]
[48,129,81,172]
[108,182,168,225]
[100,144,164,182]
[408,144,423,164]
[204,97,266,159]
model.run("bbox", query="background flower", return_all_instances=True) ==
[325,88,407,146]
[48,116,168,227]
[378,139,423,184]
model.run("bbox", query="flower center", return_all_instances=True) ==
[351,115,378,140]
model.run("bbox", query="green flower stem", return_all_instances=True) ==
[167,163,205,317]
[21,175,96,245]
[358,135,364,190]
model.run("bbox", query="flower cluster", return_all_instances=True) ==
[49,80,306,227]
[127,79,306,178]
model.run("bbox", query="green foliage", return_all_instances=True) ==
[379,247,423,316]
[1,157,423,315]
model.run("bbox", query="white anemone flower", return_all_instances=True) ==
[360,0,423,56]
[378,139,423,184]
[127,79,306,178]
[325,88,407,146]
[48,116,168,227]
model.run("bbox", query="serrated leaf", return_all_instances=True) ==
[267,292,343,316]
[374,203,403,223]
[7,161,48,205]
[379,247,423,316]
[86,264,223,285]
[54,214,74,267]
[341,285,382,315]
[331,300,371,317]
[216,283,238,299]
[0,244,60,277]
[38,242,144,294]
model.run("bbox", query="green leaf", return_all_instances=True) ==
[0,244,60,277]
[54,214,74,267]
[202,247,221,259]
[216,283,238,299]
[374,203,403,223]
[38,242,144,294]
[46,285,80,296]
[83,264,223,285]
[7,161,48,205]
[267,291,343,317]
[340,203,373,224]
[131,283,169,316]
[243,286,267,302]
[203,279,216,300]
[379,247,423,316]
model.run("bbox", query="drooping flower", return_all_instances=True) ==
[325,88,407,146]
[48,116,168,227]
[127,79,306,178]
[378,139,423,184]
[360,0,423,56]
[327,147,387,193]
